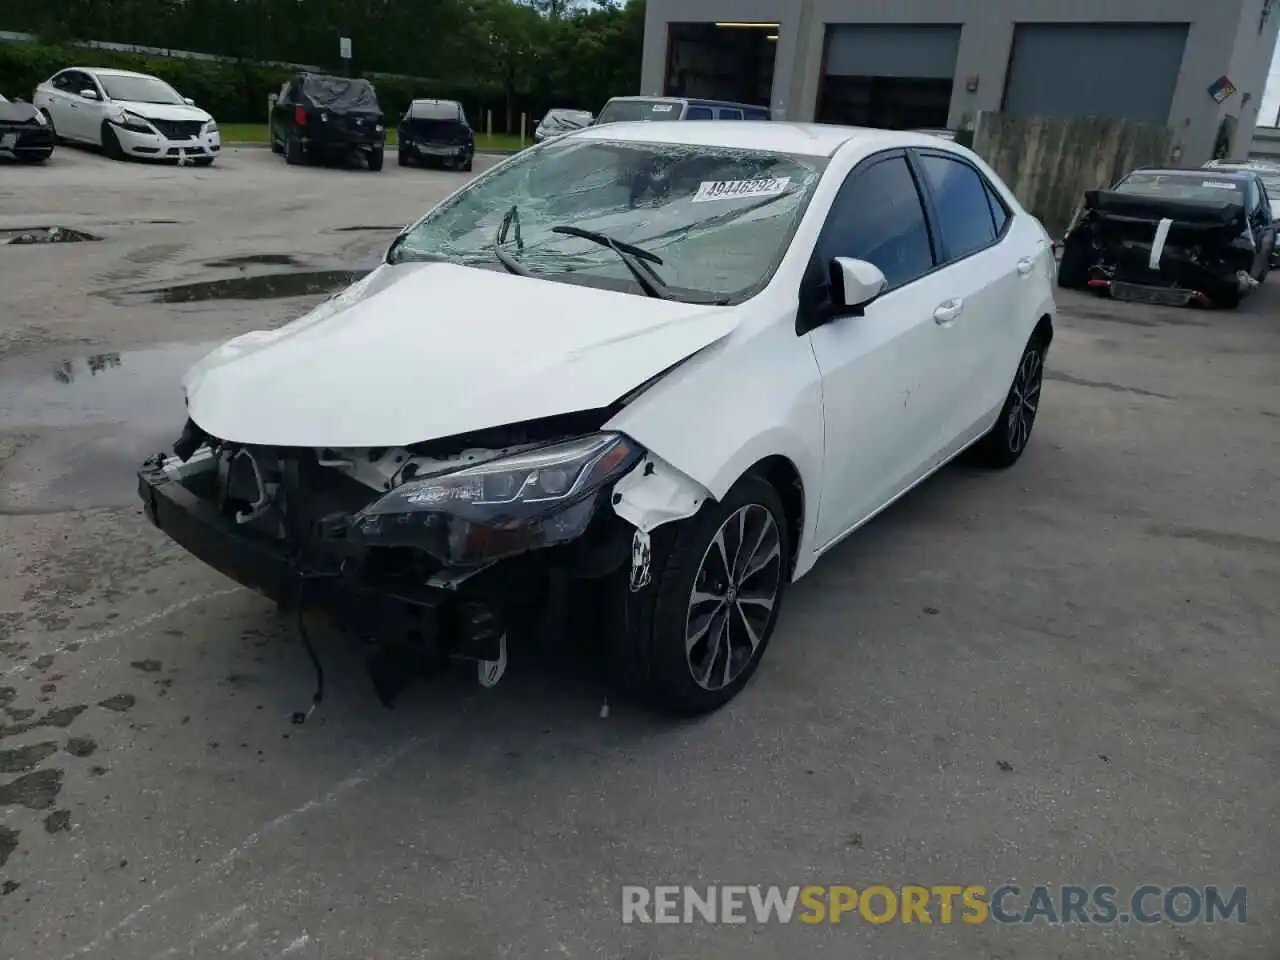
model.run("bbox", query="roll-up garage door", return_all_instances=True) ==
[823,24,961,79]
[1002,23,1188,125]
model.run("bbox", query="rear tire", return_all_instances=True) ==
[101,122,124,161]
[368,147,384,172]
[973,332,1048,469]
[1056,238,1090,290]
[284,135,304,165]
[270,134,284,155]
[610,473,790,716]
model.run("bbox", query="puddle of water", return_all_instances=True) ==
[3,226,101,244]
[204,253,304,269]
[0,342,217,512]
[0,343,217,430]
[112,269,367,305]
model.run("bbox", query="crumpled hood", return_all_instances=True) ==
[113,100,212,123]
[183,262,740,448]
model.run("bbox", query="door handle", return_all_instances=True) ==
[933,298,963,324]
[1017,257,1035,275]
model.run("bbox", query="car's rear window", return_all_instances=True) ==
[302,77,379,110]
[1117,172,1243,202]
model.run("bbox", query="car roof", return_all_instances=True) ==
[1134,167,1251,182]
[603,95,765,110]
[81,68,155,79]
[570,120,961,159]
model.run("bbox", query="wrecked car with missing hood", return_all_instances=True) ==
[1057,167,1275,308]
[139,121,1056,716]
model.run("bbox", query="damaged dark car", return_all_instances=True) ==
[0,93,55,163]
[271,73,386,171]
[397,99,474,171]
[1057,167,1275,308]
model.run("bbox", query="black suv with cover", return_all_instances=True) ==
[271,73,386,171]
[397,99,474,171]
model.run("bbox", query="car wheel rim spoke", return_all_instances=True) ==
[686,504,783,691]
[1008,347,1043,453]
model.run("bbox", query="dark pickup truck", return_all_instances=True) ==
[271,73,386,171]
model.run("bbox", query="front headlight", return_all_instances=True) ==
[115,110,152,133]
[345,433,644,565]
[34,110,47,126]
[204,120,218,133]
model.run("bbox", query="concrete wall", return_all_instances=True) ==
[972,111,1172,236]
[1249,125,1280,162]
[643,0,1280,165]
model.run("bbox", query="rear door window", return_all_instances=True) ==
[916,153,998,260]
[685,106,714,120]
[716,107,744,120]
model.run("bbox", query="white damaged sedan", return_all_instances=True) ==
[139,121,1056,715]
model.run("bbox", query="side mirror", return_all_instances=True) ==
[79,88,100,101]
[829,257,887,313]
[184,97,195,106]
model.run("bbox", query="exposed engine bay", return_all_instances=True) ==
[1058,187,1261,308]
[139,411,710,713]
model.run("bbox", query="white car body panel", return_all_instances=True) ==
[182,262,741,449]
[33,68,218,158]
[174,121,1053,584]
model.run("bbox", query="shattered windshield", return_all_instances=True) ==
[390,138,827,302]
[543,109,593,129]
[99,74,185,105]
[1116,172,1244,203]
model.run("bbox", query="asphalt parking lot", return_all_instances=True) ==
[1,143,1277,959]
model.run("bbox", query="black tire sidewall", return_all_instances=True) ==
[635,473,791,715]
[976,334,1047,468]
[1056,238,1090,289]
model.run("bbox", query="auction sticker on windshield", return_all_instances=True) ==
[694,177,792,203]
[1200,181,1238,189]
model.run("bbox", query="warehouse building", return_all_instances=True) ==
[640,0,1280,164]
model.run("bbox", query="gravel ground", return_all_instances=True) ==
[0,144,1277,960]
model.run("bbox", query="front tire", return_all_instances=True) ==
[19,149,53,164]
[613,473,790,716]
[397,149,409,167]
[101,122,124,161]
[973,333,1047,469]
[368,147,384,171]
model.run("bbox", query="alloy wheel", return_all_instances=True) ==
[1006,346,1044,454]
[685,503,783,691]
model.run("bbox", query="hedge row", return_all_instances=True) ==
[0,40,533,126]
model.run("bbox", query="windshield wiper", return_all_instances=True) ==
[550,225,724,304]
[494,205,533,277]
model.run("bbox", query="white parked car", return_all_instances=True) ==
[138,122,1056,715]
[33,67,219,164]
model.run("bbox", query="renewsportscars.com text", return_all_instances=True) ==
[621,884,1247,925]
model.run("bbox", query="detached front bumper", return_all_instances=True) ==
[137,462,504,662]
[114,124,220,161]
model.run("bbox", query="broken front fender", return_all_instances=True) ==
[610,451,712,534]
